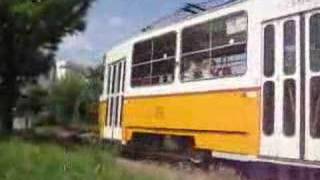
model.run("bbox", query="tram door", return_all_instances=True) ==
[261,15,301,159]
[105,59,126,141]
[305,10,320,161]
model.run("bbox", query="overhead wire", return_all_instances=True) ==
[142,0,237,31]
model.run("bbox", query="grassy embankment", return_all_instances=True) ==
[0,138,160,180]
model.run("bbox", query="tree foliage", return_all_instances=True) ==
[13,63,104,127]
[73,64,104,123]
[48,72,86,125]
[0,0,94,78]
[16,85,48,117]
[0,0,94,132]
[48,63,103,125]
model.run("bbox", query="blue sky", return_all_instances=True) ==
[57,0,205,66]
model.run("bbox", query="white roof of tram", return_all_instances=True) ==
[105,0,320,64]
[104,0,247,63]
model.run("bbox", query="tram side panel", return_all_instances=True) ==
[98,101,107,138]
[122,89,261,156]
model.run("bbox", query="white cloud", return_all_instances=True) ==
[70,57,98,67]
[58,34,100,66]
[60,35,93,51]
[108,16,125,27]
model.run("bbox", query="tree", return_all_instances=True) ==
[48,72,86,125]
[0,0,95,133]
[15,85,48,127]
[73,64,104,123]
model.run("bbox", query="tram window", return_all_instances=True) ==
[182,23,210,53]
[310,77,320,138]
[283,79,296,136]
[151,58,175,85]
[284,20,296,75]
[105,103,108,126]
[181,52,210,81]
[122,61,126,92]
[114,96,119,127]
[111,65,117,94]
[108,97,114,126]
[106,100,110,126]
[131,32,176,87]
[106,65,112,95]
[131,64,151,86]
[181,12,247,82]
[310,14,320,72]
[211,13,247,47]
[264,25,275,77]
[117,63,122,93]
[133,40,152,64]
[263,81,275,136]
[153,33,176,59]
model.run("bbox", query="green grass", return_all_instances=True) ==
[0,138,158,180]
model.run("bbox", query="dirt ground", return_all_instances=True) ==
[117,158,241,180]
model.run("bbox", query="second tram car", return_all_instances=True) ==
[99,0,320,168]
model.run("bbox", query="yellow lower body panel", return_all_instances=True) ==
[123,89,261,156]
[98,101,107,138]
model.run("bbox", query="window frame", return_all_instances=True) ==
[179,11,248,83]
[130,31,177,88]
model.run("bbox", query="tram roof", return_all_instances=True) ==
[105,0,248,63]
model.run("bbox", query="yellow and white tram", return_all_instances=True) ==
[99,0,320,168]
